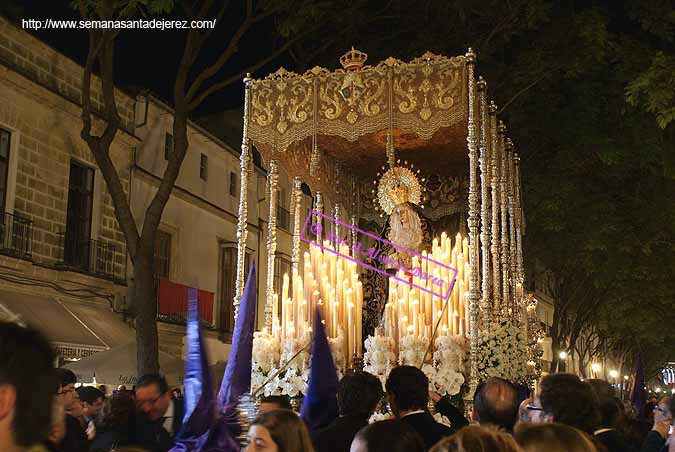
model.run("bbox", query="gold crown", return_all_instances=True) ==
[340,47,368,71]
[389,183,410,206]
[372,164,425,215]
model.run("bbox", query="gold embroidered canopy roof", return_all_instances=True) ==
[246,51,471,184]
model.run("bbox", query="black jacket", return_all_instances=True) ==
[640,431,667,452]
[313,415,369,452]
[401,411,456,450]
[595,429,639,452]
[434,398,470,430]
[51,415,88,452]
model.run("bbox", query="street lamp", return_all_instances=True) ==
[559,351,568,360]
[624,375,629,380]
[609,370,618,379]
[591,363,601,376]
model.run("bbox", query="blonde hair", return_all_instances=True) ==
[430,425,523,452]
[514,423,599,452]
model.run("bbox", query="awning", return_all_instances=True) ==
[64,343,228,388]
[0,290,132,360]
[61,300,134,349]
[64,342,184,386]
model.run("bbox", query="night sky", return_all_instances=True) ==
[5,0,291,114]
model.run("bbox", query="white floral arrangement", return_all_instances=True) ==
[398,335,430,366]
[363,334,396,388]
[477,320,528,384]
[252,330,280,375]
[414,335,467,398]
[251,335,311,398]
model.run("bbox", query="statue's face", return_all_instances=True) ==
[394,204,412,225]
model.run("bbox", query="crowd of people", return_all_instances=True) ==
[1,320,673,452]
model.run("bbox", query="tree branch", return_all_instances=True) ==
[499,66,563,114]
[78,20,140,260]
[185,2,279,103]
[187,27,316,111]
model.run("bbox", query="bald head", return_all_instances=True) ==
[474,377,519,431]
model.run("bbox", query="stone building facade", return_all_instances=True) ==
[133,96,309,363]
[0,16,306,371]
[0,16,133,362]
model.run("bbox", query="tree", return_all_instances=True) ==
[77,0,326,374]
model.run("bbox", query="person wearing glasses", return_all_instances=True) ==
[641,396,674,452]
[52,368,88,452]
[134,374,183,452]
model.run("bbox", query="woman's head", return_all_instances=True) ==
[99,393,136,431]
[350,420,425,452]
[430,425,523,452]
[246,409,314,452]
[514,423,598,452]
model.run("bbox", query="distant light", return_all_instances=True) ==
[671,388,675,394]
[624,375,629,380]
[656,387,662,393]
[559,351,568,360]
[609,370,618,379]
[591,363,601,373]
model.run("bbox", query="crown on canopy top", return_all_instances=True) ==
[340,47,368,71]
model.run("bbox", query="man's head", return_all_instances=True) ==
[135,374,171,421]
[598,396,624,429]
[338,371,383,419]
[539,373,600,434]
[259,395,292,414]
[587,379,615,399]
[654,396,672,424]
[55,368,79,410]
[473,377,519,431]
[77,387,104,418]
[385,366,428,417]
[0,321,56,448]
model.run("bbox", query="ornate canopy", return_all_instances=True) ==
[246,51,472,195]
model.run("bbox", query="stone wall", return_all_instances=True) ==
[0,16,133,292]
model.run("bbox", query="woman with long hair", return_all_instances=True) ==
[246,409,315,452]
[430,425,523,452]
[514,423,599,452]
[89,393,139,452]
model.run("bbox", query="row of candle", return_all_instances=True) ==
[383,232,471,353]
[270,241,364,367]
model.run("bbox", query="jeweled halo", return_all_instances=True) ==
[372,162,426,215]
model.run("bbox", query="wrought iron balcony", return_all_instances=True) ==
[57,232,117,280]
[0,212,32,259]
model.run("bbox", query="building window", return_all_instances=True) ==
[273,255,291,318]
[154,230,172,279]
[64,160,94,267]
[164,133,173,160]
[277,188,290,230]
[219,245,251,336]
[229,172,237,196]
[200,153,208,180]
[0,129,10,214]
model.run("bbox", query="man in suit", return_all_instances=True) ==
[314,371,383,452]
[135,374,184,452]
[386,366,459,450]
